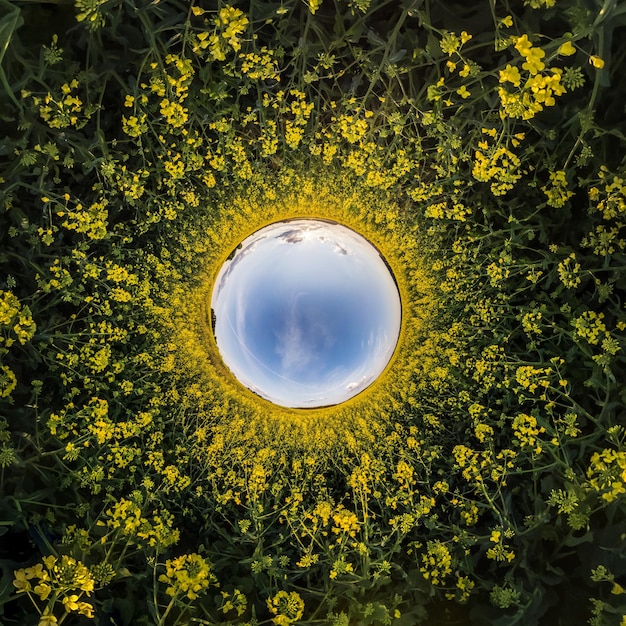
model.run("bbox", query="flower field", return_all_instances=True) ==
[1,0,625,624]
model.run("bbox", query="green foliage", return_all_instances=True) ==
[1,0,626,625]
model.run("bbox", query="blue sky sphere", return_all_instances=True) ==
[211,220,402,408]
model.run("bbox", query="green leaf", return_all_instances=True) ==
[0,0,24,109]
[563,530,594,547]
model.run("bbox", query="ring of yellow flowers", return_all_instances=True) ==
[154,164,440,453]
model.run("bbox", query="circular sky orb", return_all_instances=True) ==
[210,219,402,408]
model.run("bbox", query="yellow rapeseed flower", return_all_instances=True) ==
[38,611,58,626]
[522,47,546,75]
[12,569,31,592]
[62,595,81,612]
[612,583,626,595]
[0,365,17,398]
[267,591,305,625]
[589,55,605,69]
[514,34,533,57]
[499,64,521,86]
[558,41,576,56]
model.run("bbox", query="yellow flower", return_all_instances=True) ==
[0,365,17,398]
[42,555,57,570]
[34,582,52,601]
[267,591,305,625]
[215,6,249,52]
[590,55,605,69]
[558,41,576,56]
[159,553,216,600]
[78,602,95,618]
[499,64,521,86]
[419,541,452,585]
[542,169,573,207]
[12,569,31,592]
[522,47,546,75]
[24,564,45,579]
[514,34,533,57]
[38,611,58,626]
[63,594,81,612]
[456,85,471,99]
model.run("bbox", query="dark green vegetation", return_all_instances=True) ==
[1,0,626,624]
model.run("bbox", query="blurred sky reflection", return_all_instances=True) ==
[211,220,401,407]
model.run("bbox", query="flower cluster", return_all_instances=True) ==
[28,79,98,129]
[103,497,180,550]
[158,553,217,601]
[587,448,626,503]
[0,290,36,347]
[13,555,95,624]
[266,591,305,626]
[497,35,567,120]
[419,541,453,586]
[486,530,516,563]
[0,290,36,398]
[192,5,249,60]
[472,131,521,196]
[584,167,626,256]
[542,170,574,208]
[512,412,546,454]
